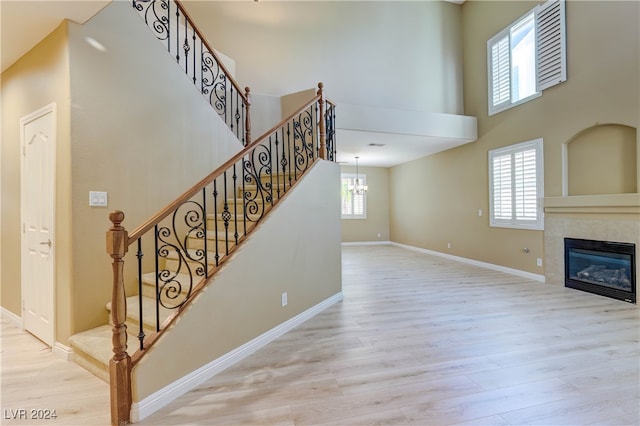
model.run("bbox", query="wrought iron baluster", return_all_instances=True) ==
[332,105,337,160]
[241,158,247,237]
[280,127,288,194]
[229,85,235,137]
[275,131,280,200]
[182,15,190,74]
[175,7,180,63]
[241,97,246,146]
[212,180,220,266]
[192,26,196,84]
[293,114,301,180]
[223,171,230,255]
[154,225,160,332]
[314,103,319,159]
[269,137,274,206]
[234,91,241,141]
[325,104,336,161]
[200,39,204,96]
[202,187,208,277]
[232,164,239,245]
[286,121,293,187]
[166,0,170,54]
[136,238,145,351]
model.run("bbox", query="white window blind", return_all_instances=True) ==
[487,0,566,115]
[341,174,367,219]
[489,139,543,230]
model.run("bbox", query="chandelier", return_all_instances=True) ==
[349,156,368,195]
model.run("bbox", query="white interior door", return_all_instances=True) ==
[21,103,56,347]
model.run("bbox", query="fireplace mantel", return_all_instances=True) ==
[544,193,640,214]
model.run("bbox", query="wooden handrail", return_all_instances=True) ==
[127,87,324,244]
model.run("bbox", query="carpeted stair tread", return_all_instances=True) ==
[106,295,173,328]
[163,248,222,263]
[69,325,115,367]
[141,271,211,297]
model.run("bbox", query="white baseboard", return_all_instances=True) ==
[1,307,22,327]
[1,307,74,359]
[54,342,73,361]
[390,242,545,283]
[342,241,391,246]
[130,291,343,423]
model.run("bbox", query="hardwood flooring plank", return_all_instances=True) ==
[500,389,639,425]
[399,377,579,425]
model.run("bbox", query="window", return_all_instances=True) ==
[341,173,366,219]
[489,139,544,230]
[488,0,566,115]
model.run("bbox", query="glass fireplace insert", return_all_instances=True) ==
[564,238,636,304]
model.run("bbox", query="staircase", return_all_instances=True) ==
[65,1,337,424]
[69,171,290,381]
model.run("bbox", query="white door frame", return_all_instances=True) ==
[20,102,57,347]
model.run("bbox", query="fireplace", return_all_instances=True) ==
[564,238,636,304]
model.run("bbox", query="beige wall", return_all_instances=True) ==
[567,124,637,195]
[132,160,342,401]
[390,0,639,275]
[1,23,73,333]
[1,1,244,344]
[181,1,463,115]
[341,165,390,243]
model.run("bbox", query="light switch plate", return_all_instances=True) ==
[89,191,108,207]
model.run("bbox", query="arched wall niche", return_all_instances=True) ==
[564,124,637,196]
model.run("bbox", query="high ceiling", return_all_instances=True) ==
[0,0,110,73]
[1,0,474,168]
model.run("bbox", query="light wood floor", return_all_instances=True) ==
[0,317,110,424]
[3,245,640,425]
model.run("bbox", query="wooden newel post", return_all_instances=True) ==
[244,86,252,146]
[107,211,132,426]
[317,82,327,160]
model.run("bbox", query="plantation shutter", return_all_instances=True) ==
[488,33,511,112]
[353,191,365,216]
[492,153,513,221]
[535,0,566,91]
[514,147,538,222]
[341,175,367,218]
[489,139,543,229]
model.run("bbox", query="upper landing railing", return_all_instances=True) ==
[133,0,251,145]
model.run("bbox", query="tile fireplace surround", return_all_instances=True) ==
[544,193,640,306]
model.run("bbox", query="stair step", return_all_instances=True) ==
[140,268,217,298]
[107,295,173,334]
[206,213,260,229]
[208,212,260,221]
[163,248,220,271]
[70,323,146,383]
[69,325,117,382]
[238,182,288,197]
[186,232,239,251]
[255,171,295,185]
[225,198,274,214]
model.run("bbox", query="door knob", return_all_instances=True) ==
[40,239,52,247]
